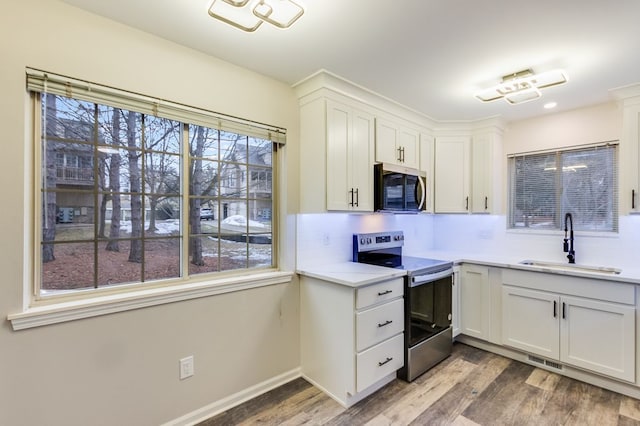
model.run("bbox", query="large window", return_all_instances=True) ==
[508,143,618,232]
[30,70,282,300]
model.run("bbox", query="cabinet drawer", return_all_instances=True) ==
[356,298,404,351]
[356,278,404,309]
[356,333,404,393]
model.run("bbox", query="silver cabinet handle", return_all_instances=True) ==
[377,289,392,296]
[377,320,393,328]
[378,357,393,366]
[354,188,359,207]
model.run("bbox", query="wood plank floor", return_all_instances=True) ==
[198,343,640,425]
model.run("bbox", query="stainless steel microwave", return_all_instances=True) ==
[374,163,426,212]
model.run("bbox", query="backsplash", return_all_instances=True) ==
[295,213,434,269]
[296,213,640,271]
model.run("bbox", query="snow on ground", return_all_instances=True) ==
[120,219,180,235]
[221,215,266,228]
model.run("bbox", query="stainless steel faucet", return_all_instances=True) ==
[563,213,575,264]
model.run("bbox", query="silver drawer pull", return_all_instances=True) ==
[378,357,393,367]
[377,290,392,296]
[377,320,393,328]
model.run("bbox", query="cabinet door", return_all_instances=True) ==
[502,286,560,359]
[350,110,374,211]
[471,134,491,213]
[326,100,374,212]
[451,267,461,337]
[375,119,419,168]
[398,128,419,169]
[326,100,351,211]
[622,102,640,213]
[459,264,490,340]
[419,133,435,213]
[375,119,400,165]
[435,136,470,213]
[560,296,635,382]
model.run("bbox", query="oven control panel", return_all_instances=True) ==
[353,231,404,252]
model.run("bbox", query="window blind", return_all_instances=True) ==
[508,142,618,232]
[25,68,286,144]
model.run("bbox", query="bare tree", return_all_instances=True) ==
[42,93,58,263]
[105,108,122,251]
[127,111,143,263]
[189,125,207,266]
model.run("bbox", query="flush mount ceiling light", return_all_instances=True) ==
[208,0,304,32]
[475,69,568,105]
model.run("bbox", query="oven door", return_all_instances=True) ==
[407,268,453,347]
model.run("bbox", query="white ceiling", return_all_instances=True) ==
[61,0,640,123]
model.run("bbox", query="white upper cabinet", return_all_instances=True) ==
[435,136,471,213]
[618,93,640,213]
[471,131,502,213]
[434,128,503,214]
[325,100,375,211]
[375,118,419,169]
[299,94,374,212]
[419,133,435,213]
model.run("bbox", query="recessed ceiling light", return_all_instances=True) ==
[544,102,557,109]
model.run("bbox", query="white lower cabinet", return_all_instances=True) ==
[502,272,635,382]
[560,295,635,381]
[300,276,404,407]
[459,264,491,340]
[356,333,404,392]
[451,266,461,337]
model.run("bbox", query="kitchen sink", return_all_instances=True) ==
[518,260,622,275]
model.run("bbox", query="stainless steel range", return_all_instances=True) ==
[353,230,454,382]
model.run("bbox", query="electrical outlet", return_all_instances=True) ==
[179,355,194,380]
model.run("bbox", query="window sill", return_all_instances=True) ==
[8,270,294,331]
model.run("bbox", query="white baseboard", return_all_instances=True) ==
[163,367,302,426]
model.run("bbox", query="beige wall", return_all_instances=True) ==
[503,102,622,154]
[0,0,300,424]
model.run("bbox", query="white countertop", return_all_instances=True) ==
[298,252,640,287]
[409,250,640,285]
[297,261,406,288]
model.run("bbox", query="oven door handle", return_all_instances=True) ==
[410,268,454,287]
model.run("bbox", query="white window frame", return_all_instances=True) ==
[508,142,619,233]
[8,69,292,330]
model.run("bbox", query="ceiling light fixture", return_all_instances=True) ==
[208,0,304,32]
[475,69,568,105]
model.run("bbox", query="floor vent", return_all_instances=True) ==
[528,355,545,365]
[527,355,564,371]
[545,360,563,370]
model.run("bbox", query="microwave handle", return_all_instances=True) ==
[417,176,426,210]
